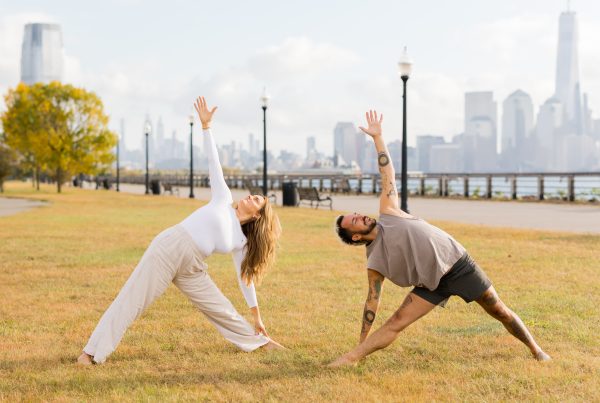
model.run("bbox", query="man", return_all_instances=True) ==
[328,110,550,367]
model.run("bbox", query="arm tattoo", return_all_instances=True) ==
[387,181,397,197]
[378,152,390,167]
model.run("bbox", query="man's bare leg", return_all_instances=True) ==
[328,293,436,367]
[476,286,551,361]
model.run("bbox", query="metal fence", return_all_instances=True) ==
[119,172,600,202]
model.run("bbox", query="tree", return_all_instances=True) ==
[0,140,16,193]
[1,82,117,192]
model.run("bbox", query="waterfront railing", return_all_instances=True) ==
[118,172,600,202]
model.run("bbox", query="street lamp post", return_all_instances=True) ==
[189,113,195,199]
[260,87,270,196]
[144,122,151,194]
[398,46,413,213]
[116,133,120,192]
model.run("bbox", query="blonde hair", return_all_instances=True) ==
[240,199,281,285]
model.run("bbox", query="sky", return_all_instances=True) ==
[1,0,600,154]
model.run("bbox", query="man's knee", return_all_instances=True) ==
[386,309,409,332]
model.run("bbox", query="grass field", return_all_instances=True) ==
[1,181,599,402]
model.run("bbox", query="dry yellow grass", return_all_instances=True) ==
[1,181,599,402]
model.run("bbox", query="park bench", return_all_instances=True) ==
[244,180,277,204]
[333,178,358,194]
[297,187,332,210]
[162,182,179,196]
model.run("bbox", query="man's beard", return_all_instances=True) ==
[357,218,377,235]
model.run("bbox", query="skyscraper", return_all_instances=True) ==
[463,91,497,172]
[156,117,165,158]
[333,122,362,167]
[554,10,583,135]
[416,135,445,172]
[306,136,316,161]
[501,90,534,170]
[20,23,64,84]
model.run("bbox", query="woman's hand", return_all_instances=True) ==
[254,317,270,338]
[250,306,270,337]
[193,96,217,130]
[358,109,383,138]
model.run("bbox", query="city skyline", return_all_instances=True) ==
[1,1,600,157]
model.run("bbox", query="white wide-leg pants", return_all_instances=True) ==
[83,225,269,364]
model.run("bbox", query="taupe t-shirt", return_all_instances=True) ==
[366,214,466,291]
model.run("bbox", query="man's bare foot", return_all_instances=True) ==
[327,354,358,368]
[77,352,94,366]
[261,340,286,351]
[534,350,551,361]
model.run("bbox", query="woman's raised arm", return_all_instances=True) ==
[194,96,232,203]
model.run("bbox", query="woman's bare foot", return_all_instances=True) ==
[261,339,286,350]
[77,352,94,366]
[534,350,551,361]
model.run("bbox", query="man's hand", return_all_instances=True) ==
[358,110,383,138]
[193,96,218,130]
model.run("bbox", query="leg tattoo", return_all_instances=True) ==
[400,294,413,309]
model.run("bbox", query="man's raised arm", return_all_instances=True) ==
[358,110,399,214]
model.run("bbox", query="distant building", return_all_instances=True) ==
[463,91,497,172]
[20,23,64,84]
[416,135,445,172]
[535,97,563,169]
[554,10,583,135]
[333,122,365,169]
[429,144,462,172]
[501,90,534,170]
[156,117,165,157]
[306,136,317,161]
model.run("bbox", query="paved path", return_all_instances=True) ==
[0,197,48,217]
[119,184,600,234]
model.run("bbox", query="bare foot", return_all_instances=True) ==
[327,354,358,368]
[534,350,551,361]
[77,352,94,366]
[261,340,286,351]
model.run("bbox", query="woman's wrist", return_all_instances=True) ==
[202,125,210,130]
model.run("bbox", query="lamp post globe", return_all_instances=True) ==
[189,113,195,199]
[144,121,152,195]
[398,46,413,213]
[260,87,270,196]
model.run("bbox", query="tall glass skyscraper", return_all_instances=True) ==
[20,23,64,84]
[554,11,582,135]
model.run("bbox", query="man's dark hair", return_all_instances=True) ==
[335,215,368,246]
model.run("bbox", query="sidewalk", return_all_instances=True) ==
[119,184,600,234]
[0,197,48,217]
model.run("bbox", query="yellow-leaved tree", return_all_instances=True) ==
[1,82,117,192]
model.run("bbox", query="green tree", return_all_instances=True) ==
[0,140,16,193]
[1,82,117,192]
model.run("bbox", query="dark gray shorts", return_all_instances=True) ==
[411,253,492,306]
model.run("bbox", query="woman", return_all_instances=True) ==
[78,96,283,365]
